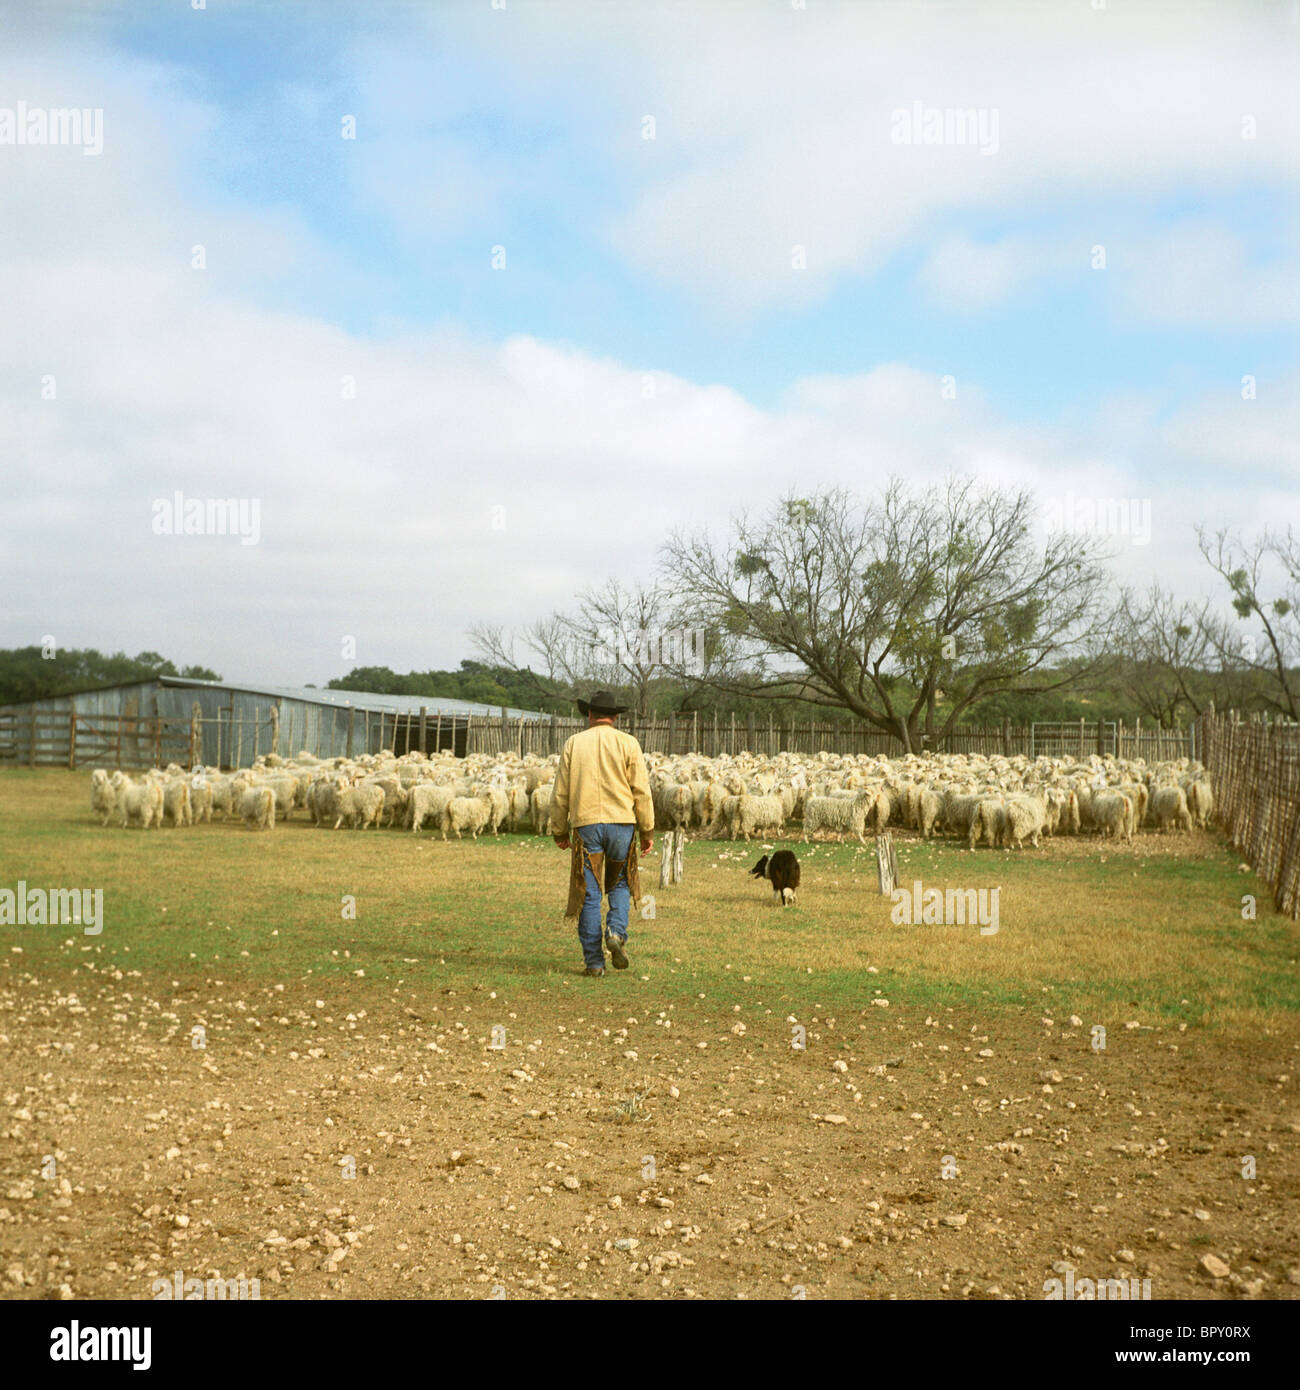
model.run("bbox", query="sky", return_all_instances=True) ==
[2,0,1297,688]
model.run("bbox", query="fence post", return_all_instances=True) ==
[68,710,77,769]
[271,702,281,758]
[875,832,898,895]
[29,711,37,766]
[419,706,428,754]
[668,709,676,755]
[346,707,354,758]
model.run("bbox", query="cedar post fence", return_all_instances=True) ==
[1198,711,1300,919]
[3,705,1222,776]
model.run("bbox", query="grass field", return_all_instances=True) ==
[2,768,1298,1300]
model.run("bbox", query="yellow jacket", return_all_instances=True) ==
[548,723,655,832]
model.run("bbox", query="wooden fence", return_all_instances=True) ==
[0,704,1196,770]
[1197,712,1300,919]
[466,712,1194,761]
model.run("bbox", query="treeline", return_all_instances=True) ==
[0,647,221,707]
[324,660,1215,727]
[5,645,1286,729]
[325,661,571,713]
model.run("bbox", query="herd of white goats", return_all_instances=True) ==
[88,746,1214,849]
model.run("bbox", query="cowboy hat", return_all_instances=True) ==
[576,689,630,716]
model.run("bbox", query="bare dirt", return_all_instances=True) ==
[2,961,1297,1301]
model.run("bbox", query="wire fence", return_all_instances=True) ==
[1197,711,1300,919]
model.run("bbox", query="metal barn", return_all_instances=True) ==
[0,677,545,769]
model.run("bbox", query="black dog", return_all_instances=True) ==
[750,850,800,906]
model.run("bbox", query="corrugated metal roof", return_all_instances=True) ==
[153,677,545,720]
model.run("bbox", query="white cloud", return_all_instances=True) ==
[918,220,1300,325]
[3,10,1295,689]
[553,3,1300,315]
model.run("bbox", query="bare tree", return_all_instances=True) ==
[1198,526,1300,720]
[1112,584,1217,726]
[470,580,683,715]
[468,615,577,708]
[659,479,1112,751]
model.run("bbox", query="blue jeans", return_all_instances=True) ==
[576,823,635,969]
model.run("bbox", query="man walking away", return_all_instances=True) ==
[549,691,655,976]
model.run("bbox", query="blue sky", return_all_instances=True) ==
[2,0,1297,682]
[86,0,1300,410]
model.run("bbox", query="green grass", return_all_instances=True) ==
[3,769,1299,1037]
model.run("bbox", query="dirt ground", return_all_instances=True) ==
[2,959,1297,1300]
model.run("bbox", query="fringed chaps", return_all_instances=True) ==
[565,835,642,919]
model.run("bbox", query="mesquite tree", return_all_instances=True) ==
[659,479,1111,750]
[1198,526,1300,720]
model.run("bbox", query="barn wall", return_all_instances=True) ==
[0,683,477,768]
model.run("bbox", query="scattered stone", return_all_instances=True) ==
[1200,1254,1230,1279]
